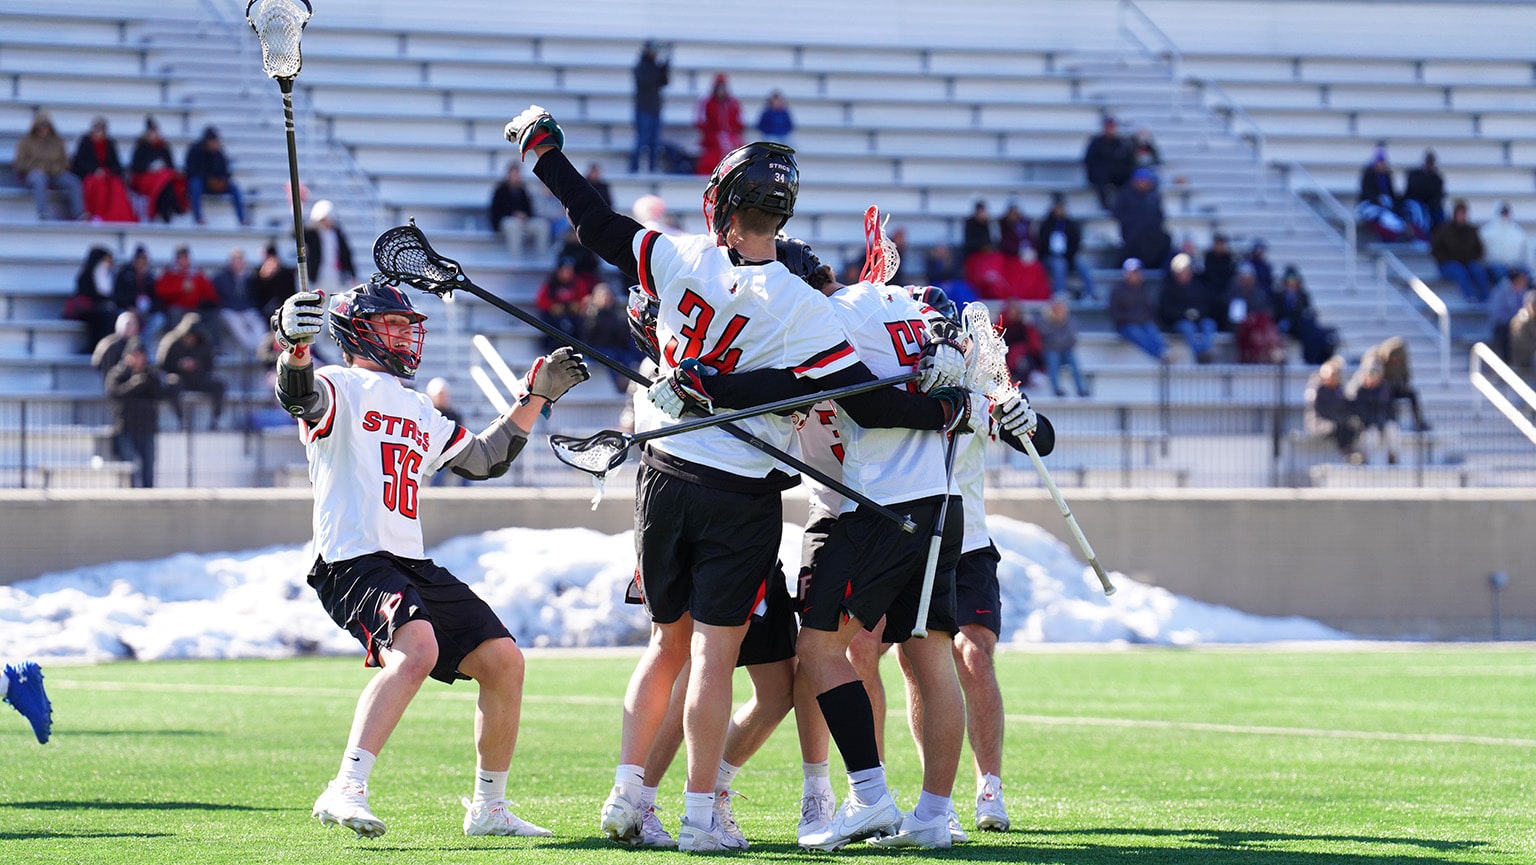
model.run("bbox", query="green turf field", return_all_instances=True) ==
[4,646,1533,864]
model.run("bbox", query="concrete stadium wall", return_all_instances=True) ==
[1,488,1530,640]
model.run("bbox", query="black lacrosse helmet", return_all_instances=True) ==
[907,285,958,324]
[330,274,428,379]
[702,141,798,242]
[626,284,660,364]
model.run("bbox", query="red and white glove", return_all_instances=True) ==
[525,346,590,403]
[647,358,714,419]
[504,105,565,161]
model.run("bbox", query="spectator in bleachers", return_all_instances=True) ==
[553,226,601,278]
[14,110,84,221]
[250,243,297,322]
[424,378,470,487]
[184,126,248,227]
[490,163,548,259]
[1083,114,1134,211]
[1488,267,1530,363]
[756,90,794,146]
[155,244,219,328]
[1247,238,1274,295]
[1430,199,1491,302]
[1114,167,1171,270]
[129,116,188,224]
[1346,356,1400,465]
[1509,287,1536,368]
[304,199,356,294]
[1036,193,1097,300]
[113,245,163,346]
[629,40,671,174]
[69,116,135,223]
[961,199,997,261]
[997,201,1030,259]
[1202,233,1237,321]
[66,246,121,352]
[1271,265,1337,365]
[1403,149,1446,239]
[921,244,979,309]
[534,257,592,353]
[1109,258,1166,362]
[1228,263,1286,364]
[1355,145,1410,242]
[1131,126,1162,170]
[1478,201,1529,284]
[92,311,140,379]
[695,73,744,174]
[1304,356,1361,462]
[157,312,226,431]
[997,299,1043,387]
[1363,335,1429,432]
[1038,297,1089,397]
[581,282,639,391]
[213,247,268,355]
[106,337,164,488]
[631,193,686,236]
[1158,253,1218,364]
[967,241,1049,302]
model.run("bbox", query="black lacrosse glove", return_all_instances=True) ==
[776,236,833,290]
[930,386,985,435]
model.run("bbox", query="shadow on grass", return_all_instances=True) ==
[1008,828,1493,863]
[0,831,173,841]
[42,729,214,737]
[0,800,285,812]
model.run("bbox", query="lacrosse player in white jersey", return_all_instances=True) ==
[271,275,590,841]
[507,106,972,852]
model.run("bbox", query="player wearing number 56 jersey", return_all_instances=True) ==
[272,276,590,842]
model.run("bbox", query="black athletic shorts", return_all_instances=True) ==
[308,553,512,685]
[954,544,1003,635]
[736,567,797,668]
[635,464,783,627]
[799,495,963,644]
[794,510,839,612]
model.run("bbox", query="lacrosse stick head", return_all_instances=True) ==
[246,0,312,81]
[373,220,465,298]
[961,301,1019,404]
[549,431,631,478]
[860,205,901,285]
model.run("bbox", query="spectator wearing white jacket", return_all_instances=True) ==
[1479,201,1530,283]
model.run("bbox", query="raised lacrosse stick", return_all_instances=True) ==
[550,371,917,478]
[963,301,1115,596]
[247,0,314,293]
[373,220,920,533]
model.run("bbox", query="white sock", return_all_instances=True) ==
[337,747,376,787]
[848,766,886,807]
[802,760,832,796]
[614,763,645,800]
[714,759,742,793]
[473,768,508,806]
[639,784,659,811]
[914,789,952,822]
[0,668,8,700]
[684,790,714,828]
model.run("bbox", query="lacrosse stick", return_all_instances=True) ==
[911,431,961,638]
[246,0,314,292]
[963,301,1115,597]
[373,220,920,534]
[550,371,918,477]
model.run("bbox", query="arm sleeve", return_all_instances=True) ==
[999,411,1055,456]
[443,413,531,480]
[275,359,330,423]
[702,365,947,430]
[532,148,644,278]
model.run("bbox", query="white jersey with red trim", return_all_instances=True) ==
[794,400,847,515]
[634,230,859,478]
[299,365,471,562]
[822,281,949,511]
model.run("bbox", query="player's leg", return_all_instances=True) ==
[873,633,964,849]
[636,660,688,848]
[677,620,750,850]
[847,626,889,758]
[955,623,1009,830]
[606,618,691,844]
[2,660,53,744]
[793,660,837,843]
[458,636,551,837]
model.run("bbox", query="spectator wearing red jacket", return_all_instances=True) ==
[154,245,218,325]
[534,257,593,352]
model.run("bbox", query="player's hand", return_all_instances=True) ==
[931,386,985,435]
[526,346,590,403]
[775,236,832,290]
[647,358,714,419]
[917,320,968,392]
[504,105,565,161]
[993,393,1038,438]
[273,290,324,352]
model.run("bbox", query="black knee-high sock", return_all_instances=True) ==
[816,681,881,772]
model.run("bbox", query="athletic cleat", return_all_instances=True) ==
[868,810,952,850]
[462,797,552,837]
[948,809,969,844]
[599,785,643,846]
[313,779,386,839]
[3,662,52,744]
[713,789,749,849]
[975,778,1011,832]
[796,788,837,845]
[677,814,734,852]
[639,805,677,848]
[797,792,901,852]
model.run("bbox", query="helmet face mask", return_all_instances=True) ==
[330,275,427,378]
[702,141,798,242]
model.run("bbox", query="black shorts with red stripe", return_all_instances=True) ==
[308,552,512,685]
[954,544,1003,636]
[735,567,797,667]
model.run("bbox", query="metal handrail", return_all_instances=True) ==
[1469,342,1536,447]
[1280,160,1357,292]
[1117,0,1183,117]
[1376,251,1451,387]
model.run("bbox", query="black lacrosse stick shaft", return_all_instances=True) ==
[279,79,310,294]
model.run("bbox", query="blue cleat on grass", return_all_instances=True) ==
[4,661,53,744]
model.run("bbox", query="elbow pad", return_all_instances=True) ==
[276,361,327,421]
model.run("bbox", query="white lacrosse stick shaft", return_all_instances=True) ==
[911,432,961,638]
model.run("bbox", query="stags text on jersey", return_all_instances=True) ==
[362,411,432,451]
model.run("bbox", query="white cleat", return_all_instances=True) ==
[948,808,969,844]
[975,778,1011,832]
[600,785,643,846]
[796,788,837,846]
[868,809,952,850]
[462,797,552,837]
[676,814,733,852]
[312,779,386,839]
[797,792,901,852]
[638,805,676,848]
[712,790,749,850]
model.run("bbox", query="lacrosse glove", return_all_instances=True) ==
[526,346,591,404]
[505,105,565,161]
[647,358,714,419]
[917,319,968,392]
[273,291,325,352]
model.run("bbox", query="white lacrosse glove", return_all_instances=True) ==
[504,105,565,161]
[917,321,968,393]
[273,291,325,352]
[525,346,591,404]
[993,393,1038,438]
[647,359,713,420]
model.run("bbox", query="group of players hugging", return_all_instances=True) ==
[270,103,1053,851]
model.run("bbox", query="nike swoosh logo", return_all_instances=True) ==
[479,776,495,784]
[975,609,993,615]
[348,756,361,762]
